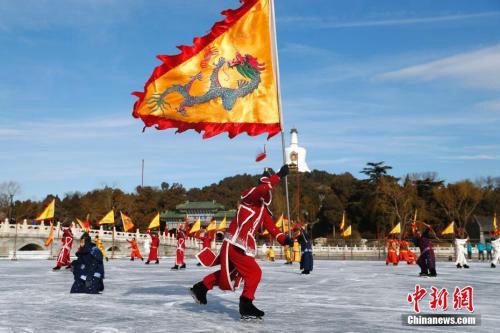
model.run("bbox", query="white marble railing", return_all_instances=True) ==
[0,219,202,249]
[1,219,457,256]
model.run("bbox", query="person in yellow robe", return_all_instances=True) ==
[284,245,293,264]
[293,240,301,262]
[94,235,109,261]
[266,246,275,262]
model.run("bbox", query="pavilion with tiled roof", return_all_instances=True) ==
[161,200,236,230]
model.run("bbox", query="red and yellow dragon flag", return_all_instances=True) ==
[132,0,281,139]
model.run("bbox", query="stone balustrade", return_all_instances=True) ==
[0,219,457,260]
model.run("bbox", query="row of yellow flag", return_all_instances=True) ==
[188,216,227,234]
[30,199,500,237]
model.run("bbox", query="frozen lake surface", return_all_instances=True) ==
[0,258,498,332]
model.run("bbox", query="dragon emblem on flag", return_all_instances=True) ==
[147,49,265,116]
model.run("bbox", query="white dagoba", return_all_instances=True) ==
[285,128,311,172]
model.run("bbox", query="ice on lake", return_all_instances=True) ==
[0,258,498,332]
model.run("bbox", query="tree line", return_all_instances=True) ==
[1,162,499,239]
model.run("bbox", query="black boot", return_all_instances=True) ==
[456,263,462,268]
[239,296,264,319]
[419,271,428,277]
[491,263,496,268]
[180,263,186,269]
[155,260,159,264]
[52,266,61,271]
[190,281,208,305]
[301,270,310,275]
[429,269,437,277]
[145,261,150,265]
[171,265,179,270]
[463,264,469,269]
[130,258,134,261]
[197,262,202,266]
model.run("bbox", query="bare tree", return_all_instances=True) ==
[0,181,21,221]
[433,181,483,229]
[378,176,418,234]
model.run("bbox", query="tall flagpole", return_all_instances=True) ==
[269,0,291,237]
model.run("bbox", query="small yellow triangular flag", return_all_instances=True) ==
[441,221,455,235]
[98,209,115,225]
[206,219,216,232]
[389,223,401,235]
[148,212,160,230]
[341,225,351,237]
[190,218,201,234]
[217,216,227,231]
[493,212,497,231]
[35,199,55,221]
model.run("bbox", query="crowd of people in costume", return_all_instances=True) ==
[46,164,500,320]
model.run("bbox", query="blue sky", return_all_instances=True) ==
[1,0,499,200]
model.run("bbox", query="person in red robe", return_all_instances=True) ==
[398,240,415,264]
[190,165,294,319]
[145,231,160,264]
[195,230,213,266]
[172,224,187,270]
[385,239,399,265]
[127,238,143,261]
[53,226,73,271]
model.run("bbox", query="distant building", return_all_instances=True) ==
[466,216,496,242]
[161,200,236,230]
[285,128,311,173]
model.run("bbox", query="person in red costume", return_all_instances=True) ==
[172,223,187,270]
[385,239,399,266]
[127,238,143,261]
[195,229,213,266]
[145,231,160,264]
[190,165,294,319]
[53,225,74,271]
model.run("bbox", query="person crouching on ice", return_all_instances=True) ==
[70,233,105,294]
[190,165,295,319]
[411,222,437,277]
[385,238,399,266]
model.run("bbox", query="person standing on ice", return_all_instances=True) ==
[411,222,437,277]
[172,223,187,270]
[70,233,105,294]
[127,237,143,261]
[491,233,500,268]
[477,241,486,262]
[296,228,313,275]
[195,229,213,266]
[52,224,73,271]
[190,165,295,319]
[145,231,160,265]
[94,235,109,262]
[454,229,469,269]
